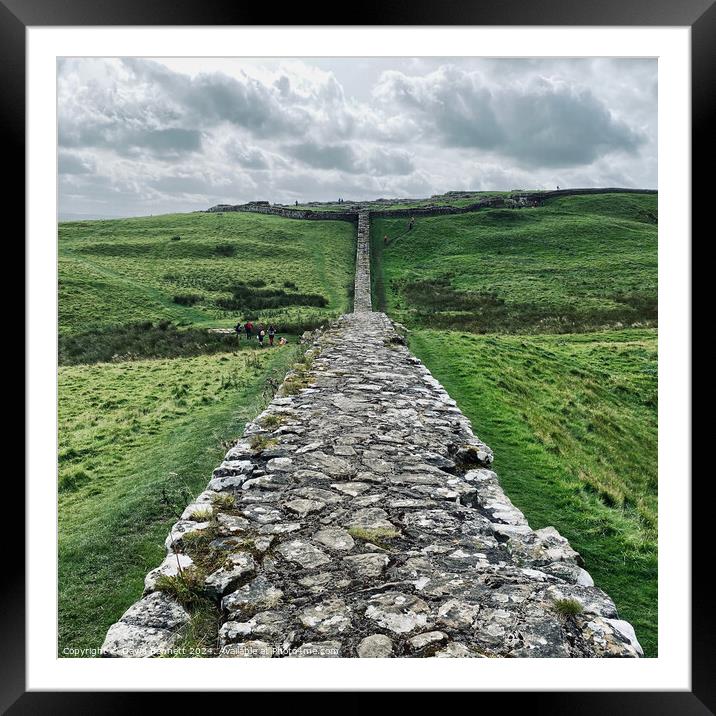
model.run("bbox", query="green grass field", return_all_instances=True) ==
[372,193,658,655]
[372,193,657,333]
[58,344,302,654]
[59,211,356,336]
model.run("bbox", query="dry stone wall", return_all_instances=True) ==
[101,206,643,659]
[206,202,358,223]
[206,188,656,223]
[353,212,372,313]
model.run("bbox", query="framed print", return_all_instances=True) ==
[10,0,709,710]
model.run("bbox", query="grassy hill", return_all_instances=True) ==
[59,211,356,337]
[371,193,657,333]
[371,193,658,656]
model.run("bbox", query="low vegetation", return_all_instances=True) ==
[58,320,253,365]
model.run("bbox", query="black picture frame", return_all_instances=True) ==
[8,0,707,711]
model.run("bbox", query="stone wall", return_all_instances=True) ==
[101,210,643,659]
[206,188,656,223]
[352,212,372,313]
[205,203,358,223]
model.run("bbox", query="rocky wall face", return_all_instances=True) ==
[101,309,642,658]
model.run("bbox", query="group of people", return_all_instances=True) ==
[235,320,286,347]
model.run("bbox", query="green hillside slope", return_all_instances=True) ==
[59,211,356,336]
[372,193,657,333]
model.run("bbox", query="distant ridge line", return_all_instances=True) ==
[205,187,657,222]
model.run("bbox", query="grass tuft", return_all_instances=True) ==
[553,598,584,617]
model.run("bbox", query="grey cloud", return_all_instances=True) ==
[60,120,202,159]
[148,175,216,195]
[364,147,414,176]
[224,140,270,170]
[58,151,93,174]
[375,67,645,168]
[285,142,414,176]
[284,142,358,173]
[121,59,309,137]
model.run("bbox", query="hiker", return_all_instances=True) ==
[268,324,276,346]
[408,216,415,231]
[258,327,266,347]
[244,320,253,340]
[235,321,243,340]
[278,336,287,346]
[384,234,389,246]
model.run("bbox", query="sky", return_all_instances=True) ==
[57,57,657,219]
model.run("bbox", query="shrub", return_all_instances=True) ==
[59,321,242,365]
[214,243,235,257]
[173,294,201,306]
[216,283,328,311]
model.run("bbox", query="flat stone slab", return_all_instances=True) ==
[365,592,431,634]
[222,576,284,619]
[357,634,394,658]
[276,540,331,569]
[314,526,355,551]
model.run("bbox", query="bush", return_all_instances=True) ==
[214,243,235,257]
[216,283,328,311]
[59,321,246,365]
[173,294,201,306]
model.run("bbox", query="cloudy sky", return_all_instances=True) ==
[57,57,657,219]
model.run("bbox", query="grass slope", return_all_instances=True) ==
[372,193,657,333]
[58,344,301,654]
[410,329,658,656]
[59,211,355,335]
